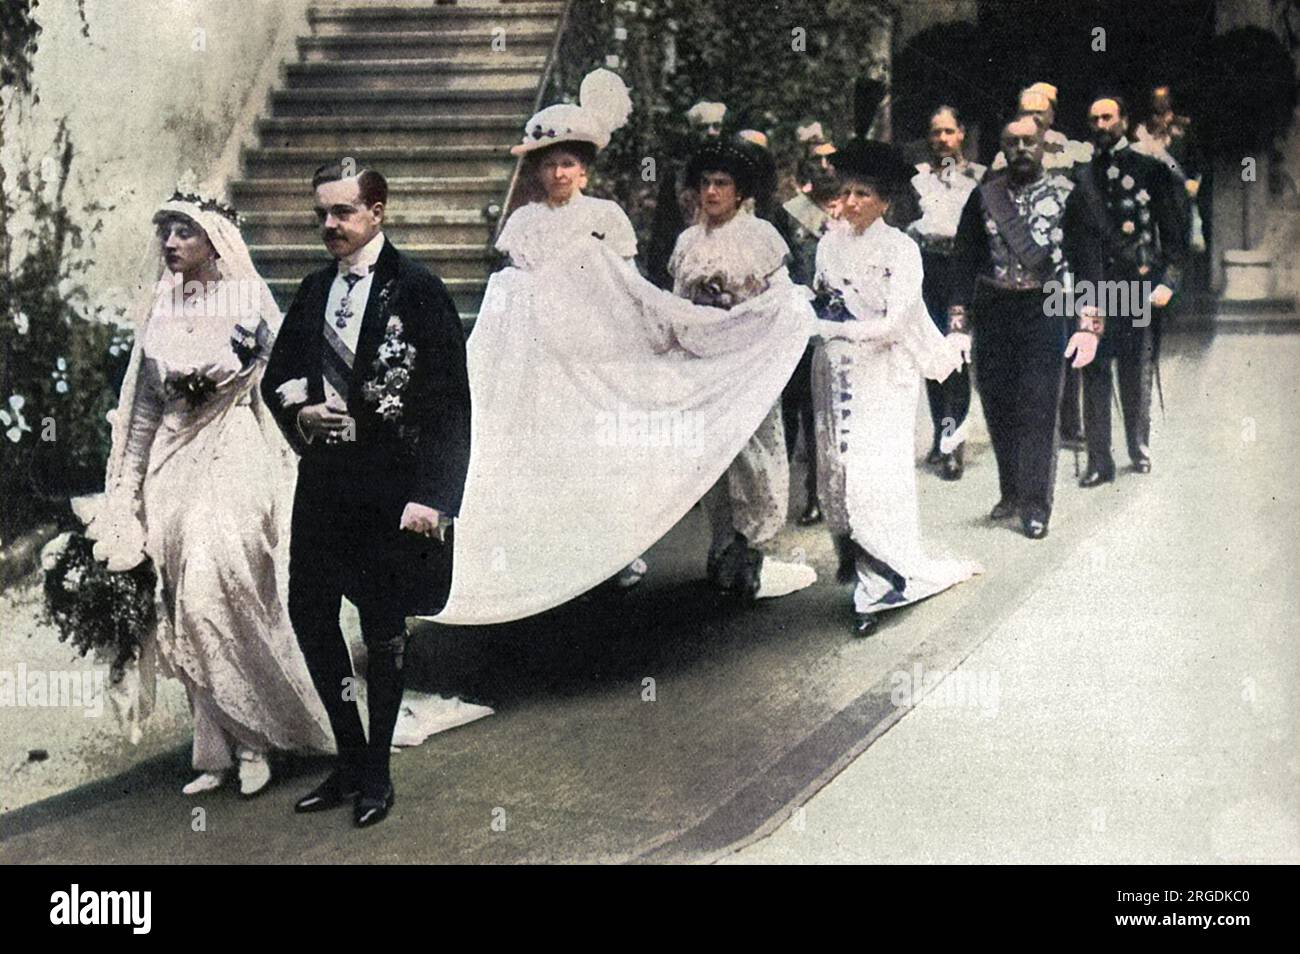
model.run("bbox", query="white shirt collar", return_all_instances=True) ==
[338,231,386,276]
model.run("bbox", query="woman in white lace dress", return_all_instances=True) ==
[669,136,816,601]
[83,184,332,795]
[812,141,982,636]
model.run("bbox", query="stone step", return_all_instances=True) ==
[265,274,486,318]
[282,59,543,92]
[231,175,511,213]
[307,2,563,37]
[248,241,494,279]
[256,114,526,149]
[243,144,517,180]
[269,86,536,118]
[297,28,554,62]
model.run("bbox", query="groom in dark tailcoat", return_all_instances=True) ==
[262,163,471,827]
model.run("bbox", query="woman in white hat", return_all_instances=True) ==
[428,72,817,626]
[496,70,647,590]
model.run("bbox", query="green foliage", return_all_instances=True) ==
[1,125,127,545]
[545,0,893,241]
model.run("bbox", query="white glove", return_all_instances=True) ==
[275,377,310,407]
[87,494,149,572]
[946,331,972,365]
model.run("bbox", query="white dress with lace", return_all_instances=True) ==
[116,280,333,766]
[669,211,791,547]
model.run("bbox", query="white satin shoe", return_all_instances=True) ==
[237,751,272,798]
[182,771,226,796]
[756,559,817,599]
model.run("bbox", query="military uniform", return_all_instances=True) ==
[950,168,1103,531]
[909,158,986,471]
[779,192,834,514]
[1073,136,1187,477]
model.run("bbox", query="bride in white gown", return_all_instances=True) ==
[81,180,333,794]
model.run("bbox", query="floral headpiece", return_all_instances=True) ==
[165,169,240,226]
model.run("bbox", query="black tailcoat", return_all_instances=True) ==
[261,238,471,615]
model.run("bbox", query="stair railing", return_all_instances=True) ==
[493,0,576,240]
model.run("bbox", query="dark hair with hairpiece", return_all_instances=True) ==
[311,162,389,208]
[163,191,239,225]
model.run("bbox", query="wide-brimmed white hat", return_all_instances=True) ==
[511,68,632,156]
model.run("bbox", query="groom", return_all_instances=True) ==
[262,162,471,827]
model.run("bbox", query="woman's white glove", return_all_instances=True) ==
[81,492,149,571]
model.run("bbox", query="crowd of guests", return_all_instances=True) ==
[68,70,1193,826]
[635,79,1192,555]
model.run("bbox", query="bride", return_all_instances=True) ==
[81,179,333,795]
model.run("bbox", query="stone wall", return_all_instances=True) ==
[4,0,311,303]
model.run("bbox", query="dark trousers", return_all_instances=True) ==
[1083,322,1155,472]
[287,460,414,790]
[920,250,971,451]
[972,286,1066,521]
[781,343,818,503]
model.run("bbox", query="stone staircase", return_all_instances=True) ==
[230,0,567,322]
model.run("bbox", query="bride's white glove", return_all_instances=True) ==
[82,492,149,571]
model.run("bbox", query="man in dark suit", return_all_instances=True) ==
[1075,95,1187,486]
[262,163,471,827]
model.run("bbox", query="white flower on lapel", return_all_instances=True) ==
[1135,189,1150,205]
[276,377,309,407]
[1121,174,1135,190]
[1033,196,1060,218]
[1106,165,1120,180]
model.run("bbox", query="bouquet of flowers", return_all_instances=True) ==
[41,531,157,685]
[814,279,852,322]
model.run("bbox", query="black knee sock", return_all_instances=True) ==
[364,637,407,788]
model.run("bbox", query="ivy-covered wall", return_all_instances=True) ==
[544,0,896,244]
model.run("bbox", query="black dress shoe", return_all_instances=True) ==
[294,770,360,813]
[1022,516,1049,539]
[851,613,879,638]
[797,500,823,526]
[1079,468,1115,488]
[1131,457,1151,474]
[354,784,395,828]
[989,498,1017,521]
[925,445,943,466]
[939,453,963,481]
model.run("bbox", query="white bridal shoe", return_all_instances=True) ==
[756,559,817,599]
[181,771,226,796]
[237,750,272,798]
